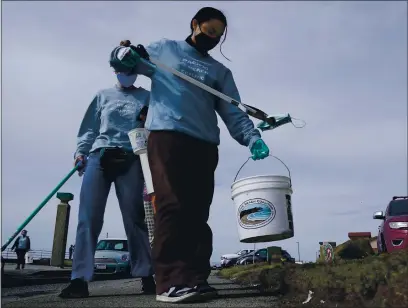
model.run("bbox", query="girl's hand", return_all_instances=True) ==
[74,155,87,177]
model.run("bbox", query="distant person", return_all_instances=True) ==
[11,230,31,270]
[69,245,74,260]
[58,45,155,298]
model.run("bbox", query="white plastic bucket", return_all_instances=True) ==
[128,128,149,155]
[231,156,294,243]
[128,128,154,194]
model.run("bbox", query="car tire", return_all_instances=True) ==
[121,265,132,278]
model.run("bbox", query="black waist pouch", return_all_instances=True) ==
[99,148,137,178]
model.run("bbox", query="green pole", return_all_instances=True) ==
[1,165,80,252]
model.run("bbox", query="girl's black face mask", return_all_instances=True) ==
[194,32,220,53]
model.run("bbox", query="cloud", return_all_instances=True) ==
[2,1,406,262]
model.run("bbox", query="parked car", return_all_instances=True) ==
[281,250,296,263]
[374,196,408,253]
[236,248,268,265]
[236,248,295,265]
[211,263,222,270]
[221,257,239,268]
[220,249,253,268]
[94,238,131,275]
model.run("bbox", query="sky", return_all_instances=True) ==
[1,1,407,262]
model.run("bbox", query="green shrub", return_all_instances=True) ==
[220,248,408,308]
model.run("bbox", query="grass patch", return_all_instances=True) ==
[63,259,72,267]
[282,250,408,307]
[219,262,282,285]
[219,248,408,307]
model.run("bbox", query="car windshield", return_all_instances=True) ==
[388,199,408,216]
[96,240,128,251]
[282,250,292,258]
[239,251,254,258]
[257,249,267,257]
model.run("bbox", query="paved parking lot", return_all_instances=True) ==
[2,272,279,308]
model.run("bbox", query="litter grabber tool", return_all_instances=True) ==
[147,57,276,126]
[113,44,305,130]
[257,113,306,132]
[150,56,307,131]
[113,44,275,125]
[1,161,84,252]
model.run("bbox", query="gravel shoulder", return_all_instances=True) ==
[2,271,279,308]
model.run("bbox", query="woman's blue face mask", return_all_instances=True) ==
[116,73,137,87]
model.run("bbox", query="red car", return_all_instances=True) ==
[374,196,408,253]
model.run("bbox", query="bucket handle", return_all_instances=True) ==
[233,155,292,187]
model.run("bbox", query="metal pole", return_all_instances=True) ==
[296,241,301,262]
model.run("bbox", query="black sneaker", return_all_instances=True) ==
[156,286,201,303]
[141,276,156,294]
[195,281,218,299]
[58,279,89,298]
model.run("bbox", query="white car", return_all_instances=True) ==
[220,249,253,267]
[94,238,131,275]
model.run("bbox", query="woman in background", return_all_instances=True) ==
[59,47,155,298]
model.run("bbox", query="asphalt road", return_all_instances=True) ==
[2,272,279,307]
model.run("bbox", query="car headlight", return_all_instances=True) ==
[121,254,129,261]
[389,222,408,229]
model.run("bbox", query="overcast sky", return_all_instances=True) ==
[2,1,407,262]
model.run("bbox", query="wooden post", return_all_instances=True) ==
[50,192,73,268]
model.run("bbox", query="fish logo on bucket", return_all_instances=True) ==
[237,198,276,229]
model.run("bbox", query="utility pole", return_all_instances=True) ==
[296,241,301,262]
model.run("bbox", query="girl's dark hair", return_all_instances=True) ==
[120,40,132,47]
[190,7,230,61]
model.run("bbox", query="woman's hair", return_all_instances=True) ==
[120,40,132,47]
[190,7,230,61]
